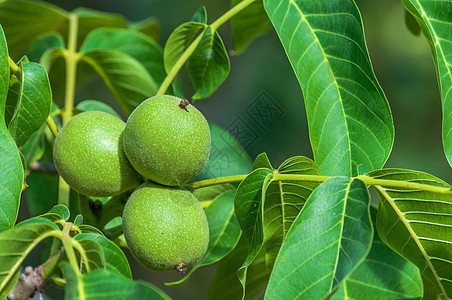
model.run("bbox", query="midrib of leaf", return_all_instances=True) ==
[0,229,62,291]
[284,0,352,173]
[375,185,447,298]
[277,180,286,240]
[330,180,352,290]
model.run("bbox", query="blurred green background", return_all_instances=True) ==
[23,0,452,298]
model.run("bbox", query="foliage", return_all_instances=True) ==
[0,0,450,299]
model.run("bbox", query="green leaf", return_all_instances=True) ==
[187,26,230,99]
[20,126,46,166]
[196,123,252,180]
[26,32,65,63]
[263,156,321,271]
[264,0,394,177]
[76,100,120,118]
[38,204,70,223]
[80,28,168,90]
[208,237,269,300]
[234,168,273,298]
[265,177,372,299]
[231,0,271,54]
[80,49,158,115]
[401,0,452,167]
[0,0,67,59]
[129,17,160,41]
[252,152,273,170]
[63,265,171,300]
[74,233,131,278]
[0,221,61,292]
[73,235,105,273]
[8,62,52,147]
[368,168,452,299]
[167,190,241,285]
[332,206,423,300]
[0,270,18,300]
[163,22,206,74]
[0,26,24,232]
[192,184,235,202]
[191,6,207,24]
[74,214,83,226]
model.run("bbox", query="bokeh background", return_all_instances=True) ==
[22,0,452,298]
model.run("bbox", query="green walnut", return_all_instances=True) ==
[123,95,211,186]
[53,111,142,197]
[122,183,209,272]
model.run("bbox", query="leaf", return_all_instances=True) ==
[331,206,423,300]
[80,49,158,115]
[196,123,252,180]
[129,17,160,41]
[80,28,168,90]
[265,177,372,299]
[401,0,452,167]
[234,168,273,298]
[187,26,230,99]
[0,0,67,59]
[0,26,24,232]
[367,168,452,299]
[191,6,207,24]
[8,62,52,147]
[0,221,62,292]
[39,204,70,223]
[167,190,241,285]
[73,235,105,273]
[164,22,206,73]
[75,233,132,279]
[26,32,65,63]
[74,214,83,226]
[231,0,271,54]
[264,0,394,177]
[76,100,120,118]
[20,125,46,166]
[404,9,421,36]
[263,156,321,271]
[63,265,171,300]
[252,152,273,170]
[208,237,269,300]
[192,184,235,202]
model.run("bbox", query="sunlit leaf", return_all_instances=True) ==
[263,156,321,271]
[164,22,206,73]
[265,177,372,299]
[38,204,70,223]
[368,168,452,299]
[332,206,423,300]
[264,0,394,176]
